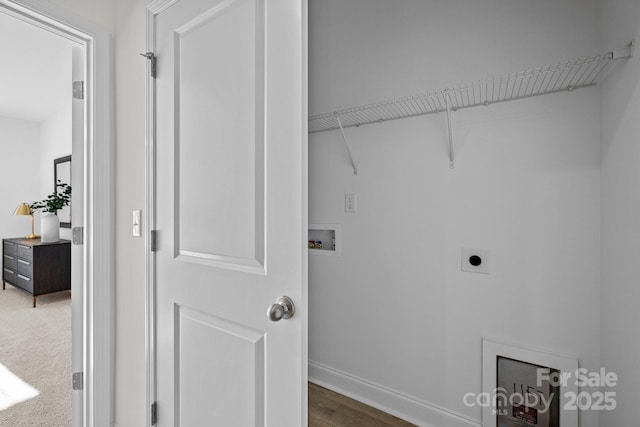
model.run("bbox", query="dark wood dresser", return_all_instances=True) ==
[2,238,71,307]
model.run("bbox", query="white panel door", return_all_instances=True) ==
[150,0,306,426]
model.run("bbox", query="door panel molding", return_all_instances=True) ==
[176,252,266,275]
[172,0,266,274]
[174,304,266,426]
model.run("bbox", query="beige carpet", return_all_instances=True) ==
[0,283,71,426]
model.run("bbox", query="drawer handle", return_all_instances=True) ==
[17,274,30,281]
[5,242,15,246]
[18,245,31,250]
[4,255,14,260]
[3,268,14,274]
[18,259,31,265]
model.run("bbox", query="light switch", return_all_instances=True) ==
[132,210,141,237]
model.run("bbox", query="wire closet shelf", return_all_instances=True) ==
[309,44,633,135]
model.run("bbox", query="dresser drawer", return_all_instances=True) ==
[3,266,16,284]
[3,239,70,300]
[15,273,33,293]
[17,244,33,261]
[17,258,33,278]
[3,253,17,271]
[3,240,17,256]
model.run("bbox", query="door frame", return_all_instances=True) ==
[0,1,113,426]
[144,3,162,426]
[144,0,309,425]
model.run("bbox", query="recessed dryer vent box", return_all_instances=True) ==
[461,248,490,274]
[308,224,341,256]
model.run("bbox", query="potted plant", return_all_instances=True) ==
[30,181,71,242]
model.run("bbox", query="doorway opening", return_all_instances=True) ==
[0,7,82,426]
[0,1,113,426]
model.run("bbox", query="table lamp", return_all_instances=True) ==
[14,203,39,239]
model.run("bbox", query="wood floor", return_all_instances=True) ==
[309,383,416,427]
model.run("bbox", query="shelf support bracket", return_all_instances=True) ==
[445,90,454,169]
[612,40,634,60]
[336,115,358,175]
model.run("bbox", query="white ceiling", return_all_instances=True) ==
[0,12,78,122]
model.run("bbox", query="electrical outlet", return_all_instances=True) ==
[345,193,356,213]
[461,248,490,274]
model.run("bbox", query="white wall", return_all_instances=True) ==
[40,105,72,198]
[309,1,602,425]
[113,0,148,425]
[600,0,640,426]
[0,115,41,238]
[50,0,115,34]
[1,5,74,239]
[40,104,73,239]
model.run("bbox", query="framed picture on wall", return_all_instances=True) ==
[54,155,71,228]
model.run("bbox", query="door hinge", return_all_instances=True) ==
[72,372,83,390]
[150,230,157,252]
[72,227,84,245]
[151,401,158,425]
[73,81,84,99]
[140,52,157,79]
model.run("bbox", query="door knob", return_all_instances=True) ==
[268,296,295,321]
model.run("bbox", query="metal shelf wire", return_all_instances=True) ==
[309,45,633,136]
[309,43,633,170]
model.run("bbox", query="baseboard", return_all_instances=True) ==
[309,360,481,427]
